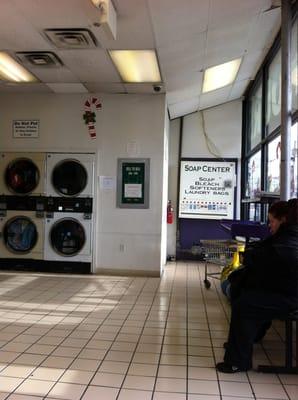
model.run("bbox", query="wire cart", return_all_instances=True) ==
[201,239,238,289]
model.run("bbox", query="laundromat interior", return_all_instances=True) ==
[0,1,297,399]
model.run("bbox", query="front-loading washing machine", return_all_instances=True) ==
[0,152,46,196]
[0,196,45,262]
[44,197,93,273]
[46,153,94,198]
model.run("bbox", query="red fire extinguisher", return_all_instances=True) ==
[167,200,174,224]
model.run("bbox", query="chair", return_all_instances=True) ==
[258,310,298,374]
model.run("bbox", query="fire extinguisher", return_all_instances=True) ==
[167,200,174,224]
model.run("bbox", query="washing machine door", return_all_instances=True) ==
[5,158,40,195]
[4,216,38,254]
[52,159,88,197]
[50,218,86,256]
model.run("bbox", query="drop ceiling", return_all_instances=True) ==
[0,0,281,119]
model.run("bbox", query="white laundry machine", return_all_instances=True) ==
[0,196,45,260]
[44,197,93,264]
[46,153,94,197]
[0,152,46,196]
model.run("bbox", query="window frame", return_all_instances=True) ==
[241,6,298,222]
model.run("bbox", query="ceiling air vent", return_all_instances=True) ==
[16,51,63,67]
[44,28,98,49]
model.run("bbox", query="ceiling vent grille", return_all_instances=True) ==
[44,28,98,49]
[16,51,63,67]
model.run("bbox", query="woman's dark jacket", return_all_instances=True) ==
[241,223,298,301]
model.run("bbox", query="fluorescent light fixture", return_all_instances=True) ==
[0,52,37,82]
[109,50,161,83]
[202,58,242,93]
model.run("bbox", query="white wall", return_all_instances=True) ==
[167,100,243,255]
[182,100,242,159]
[182,100,243,217]
[160,106,170,272]
[0,93,167,276]
[167,118,180,257]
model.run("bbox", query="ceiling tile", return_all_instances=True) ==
[29,67,80,84]
[157,31,206,76]
[46,83,88,93]
[229,79,250,100]
[168,96,200,119]
[84,82,125,93]
[246,8,281,52]
[124,83,164,94]
[199,86,232,110]
[0,82,52,93]
[209,0,269,29]
[167,85,202,106]
[59,49,120,82]
[237,50,265,81]
[148,0,209,47]
[164,71,203,93]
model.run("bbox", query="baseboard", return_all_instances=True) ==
[94,267,161,277]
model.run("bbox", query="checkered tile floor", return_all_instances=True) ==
[0,262,297,399]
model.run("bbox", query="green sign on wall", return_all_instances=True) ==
[117,158,150,208]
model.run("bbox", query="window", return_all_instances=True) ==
[249,203,261,222]
[291,19,297,112]
[290,122,298,197]
[242,11,297,222]
[266,50,281,134]
[266,135,281,193]
[248,83,262,150]
[245,151,261,198]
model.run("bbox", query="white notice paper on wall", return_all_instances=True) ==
[13,120,39,138]
[99,176,116,190]
[124,184,142,198]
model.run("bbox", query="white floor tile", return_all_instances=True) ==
[91,372,125,387]
[117,389,152,400]
[0,265,293,400]
[47,382,86,400]
[14,379,55,397]
[81,385,119,399]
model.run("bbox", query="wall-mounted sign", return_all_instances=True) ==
[179,159,237,220]
[13,120,39,138]
[117,158,150,208]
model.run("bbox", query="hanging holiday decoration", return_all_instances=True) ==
[83,97,102,139]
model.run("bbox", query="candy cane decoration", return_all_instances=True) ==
[83,97,102,139]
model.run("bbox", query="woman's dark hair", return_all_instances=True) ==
[286,198,298,224]
[268,201,288,220]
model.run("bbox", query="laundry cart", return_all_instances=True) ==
[201,239,238,289]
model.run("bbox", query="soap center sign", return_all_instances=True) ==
[179,160,236,220]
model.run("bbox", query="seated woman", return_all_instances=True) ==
[227,201,289,300]
[216,199,298,373]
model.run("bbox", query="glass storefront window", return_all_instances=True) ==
[248,83,262,150]
[249,203,261,222]
[290,122,298,197]
[266,50,281,134]
[266,135,281,193]
[291,20,297,112]
[245,151,261,198]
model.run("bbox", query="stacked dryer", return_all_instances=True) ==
[0,152,46,270]
[0,152,95,273]
[44,153,94,273]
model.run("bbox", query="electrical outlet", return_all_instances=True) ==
[119,243,124,252]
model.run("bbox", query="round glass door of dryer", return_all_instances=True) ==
[50,218,86,256]
[3,216,38,253]
[52,160,88,196]
[5,158,40,195]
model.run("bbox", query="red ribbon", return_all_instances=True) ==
[84,97,102,139]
